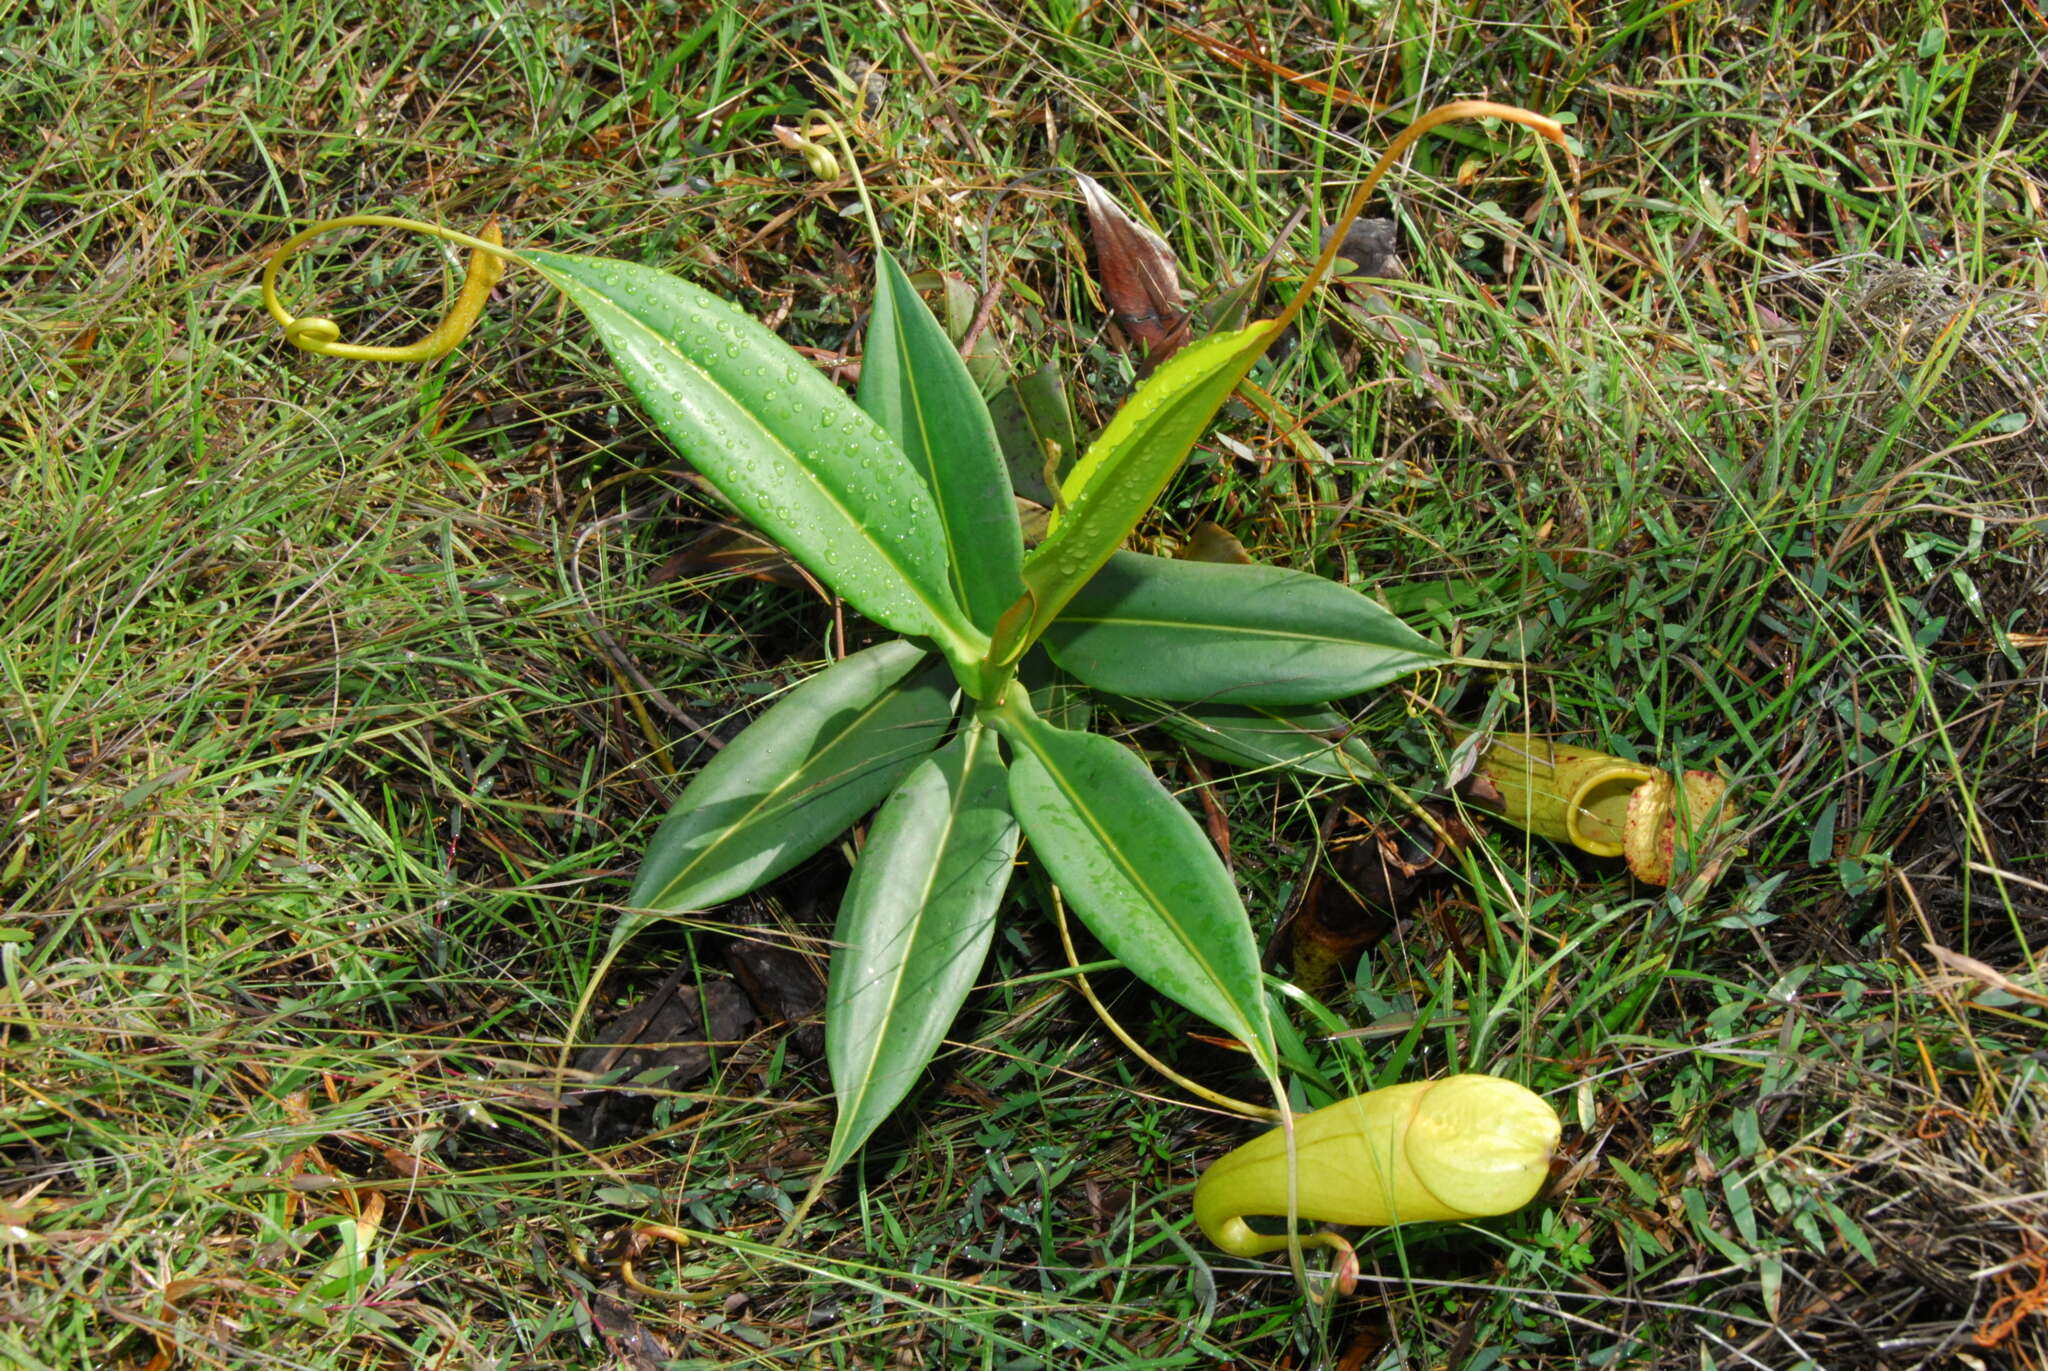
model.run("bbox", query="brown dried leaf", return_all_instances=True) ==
[727,937,826,1059]
[1924,942,2048,1009]
[569,970,755,1142]
[1073,172,1192,367]
[573,972,755,1089]
[1327,217,1404,280]
[1288,797,1471,995]
[589,1291,674,1370]
[1176,521,1253,565]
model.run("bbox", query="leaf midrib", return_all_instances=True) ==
[645,687,936,909]
[835,732,981,1131]
[539,257,963,640]
[1027,726,1259,1046]
[1053,611,1432,650]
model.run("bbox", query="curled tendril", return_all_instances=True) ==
[570,1223,706,1304]
[773,113,844,180]
[261,214,513,363]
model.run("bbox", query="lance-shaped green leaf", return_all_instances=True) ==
[858,251,1024,633]
[1145,702,1382,781]
[824,722,1019,1176]
[990,322,1278,668]
[1042,550,1446,705]
[524,252,979,659]
[628,642,954,915]
[994,699,1276,1075]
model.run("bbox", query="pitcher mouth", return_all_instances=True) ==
[1563,765,1658,857]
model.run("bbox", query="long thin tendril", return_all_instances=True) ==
[1048,886,1281,1122]
[261,214,514,362]
[1269,100,1569,338]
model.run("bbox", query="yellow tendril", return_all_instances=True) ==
[570,1224,715,1304]
[1270,100,1570,338]
[774,113,844,180]
[1049,886,1281,1122]
[261,214,512,362]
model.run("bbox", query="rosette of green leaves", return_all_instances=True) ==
[522,246,1447,1181]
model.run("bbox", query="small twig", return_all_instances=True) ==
[1967,861,2048,895]
[957,268,1007,356]
[568,496,726,768]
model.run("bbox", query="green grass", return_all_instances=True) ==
[4,2,2045,1367]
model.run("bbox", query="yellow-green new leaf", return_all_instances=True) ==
[526,251,979,658]
[998,322,1276,663]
